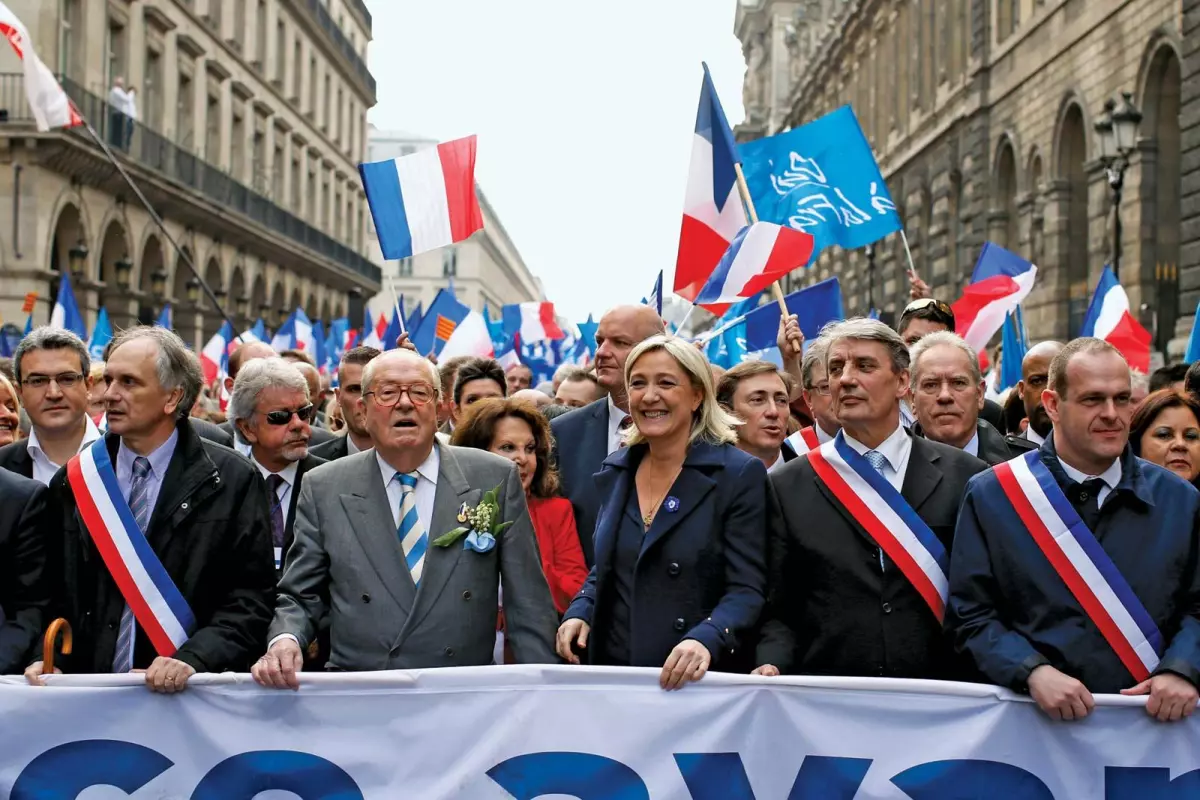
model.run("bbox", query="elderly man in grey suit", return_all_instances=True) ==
[252,349,558,687]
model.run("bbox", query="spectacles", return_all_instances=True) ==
[365,382,436,407]
[260,404,316,425]
[810,381,831,396]
[904,297,955,315]
[22,372,84,390]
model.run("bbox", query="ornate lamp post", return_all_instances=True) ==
[1093,91,1142,279]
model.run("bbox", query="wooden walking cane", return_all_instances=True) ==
[41,618,72,675]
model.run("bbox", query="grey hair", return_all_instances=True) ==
[230,357,310,441]
[800,337,831,390]
[362,349,442,402]
[13,326,90,384]
[908,331,981,392]
[823,317,910,375]
[107,326,203,419]
[621,334,739,447]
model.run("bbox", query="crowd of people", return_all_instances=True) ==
[0,294,1198,724]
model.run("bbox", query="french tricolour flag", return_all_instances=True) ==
[694,222,814,308]
[360,310,388,350]
[271,308,315,353]
[1080,266,1152,373]
[359,135,484,259]
[0,2,82,131]
[951,242,1038,351]
[673,63,748,303]
[502,302,565,345]
[200,321,233,385]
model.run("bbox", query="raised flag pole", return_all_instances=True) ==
[900,230,921,282]
[389,285,407,337]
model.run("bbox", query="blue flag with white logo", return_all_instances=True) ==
[739,106,901,263]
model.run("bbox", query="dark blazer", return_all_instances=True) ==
[949,438,1200,693]
[222,418,336,448]
[911,419,1035,467]
[980,398,1004,432]
[309,434,351,461]
[550,398,611,566]
[563,441,769,670]
[0,470,48,673]
[43,420,277,674]
[0,418,235,480]
[757,432,988,679]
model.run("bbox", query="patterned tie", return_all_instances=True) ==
[113,457,152,673]
[266,474,286,549]
[864,449,888,475]
[395,472,427,586]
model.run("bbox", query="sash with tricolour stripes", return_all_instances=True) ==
[993,449,1163,682]
[784,426,820,455]
[66,437,196,657]
[807,433,950,622]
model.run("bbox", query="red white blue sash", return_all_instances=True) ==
[993,450,1163,682]
[784,426,820,455]
[808,433,949,621]
[66,437,195,657]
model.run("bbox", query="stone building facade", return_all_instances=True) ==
[737,0,1192,354]
[0,0,380,350]
[365,129,545,319]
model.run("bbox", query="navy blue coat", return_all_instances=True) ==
[948,437,1200,693]
[550,398,611,567]
[562,440,769,670]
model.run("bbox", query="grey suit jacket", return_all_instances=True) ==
[270,442,558,670]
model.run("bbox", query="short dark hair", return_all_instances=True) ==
[898,298,956,336]
[715,360,793,408]
[13,326,90,385]
[1150,363,1190,392]
[558,367,599,387]
[338,345,380,377]
[1130,389,1200,458]
[453,357,506,405]
[1048,338,1124,398]
[279,348,316,367]
[438,355,474,397]
[451,398,559,498]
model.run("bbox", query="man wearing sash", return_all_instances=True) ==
[755,318,987,679]
[781,336,839,457]
[25,327,276,692]
[948,338,1200,722]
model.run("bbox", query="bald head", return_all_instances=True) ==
[291,360,323,407]
[593,305,666,402]
[512,388,551,408]
[1022,341,1065,374]
[228,341,276,379]
[1018,340,1064,438]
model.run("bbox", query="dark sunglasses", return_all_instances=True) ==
[261,404,316,425]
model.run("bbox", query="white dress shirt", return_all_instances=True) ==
[963,430,980,458]
[899,400,915,429]
[815,423,836,444]
[235,437,252,457]
[377,445,440,531]
[1058,455,1122,509]
[842,423,913,492]
[26,416,101,485]
[252,457,299,568]
[1023,426,1046,446]
[115,428,179,518]
[607,396,629,454]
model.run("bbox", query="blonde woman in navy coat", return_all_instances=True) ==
[557,335,770,689]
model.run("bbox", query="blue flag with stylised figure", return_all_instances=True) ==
[739,105,901,264]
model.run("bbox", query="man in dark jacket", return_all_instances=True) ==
[909,331,1036,465]
[0,469,48,673]
[310,346,380,461]
[949,338,1200,723]
[25,326,275,692]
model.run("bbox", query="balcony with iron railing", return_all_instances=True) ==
[0,73,379,286]
[298,0,376,99]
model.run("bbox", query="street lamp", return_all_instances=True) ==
[1093,91,1142,279]
[113,255,133,289]
[68,240,89,279]
[864,243,877,313]
[235,295,249,318]
[185,277,201,305]
[150,269,168,299]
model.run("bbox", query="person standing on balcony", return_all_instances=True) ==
[124,84,138,150]
[107,77,133,151]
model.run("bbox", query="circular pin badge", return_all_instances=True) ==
[664,496,680,513]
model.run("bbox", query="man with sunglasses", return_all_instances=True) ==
[311,346,381,461]
[0,327,102,484]
[254,348,557,688]
[230,357,327,574]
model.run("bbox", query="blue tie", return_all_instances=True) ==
[113,457,152,673]
[395,472,427,586]
[864,450,888,572]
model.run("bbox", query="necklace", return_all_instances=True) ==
[641,465,682,529]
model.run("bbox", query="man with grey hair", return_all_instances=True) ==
[231,357,326,573]
[783,335,839,455]
[0,327,101,484]
[26,326,275,693]
[756,317,988,681]
[909,331,1035,466]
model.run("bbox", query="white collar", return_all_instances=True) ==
[1025,426,1046,445]
[346,435,363,455]
[842,423,909,471]
[964,430,980,457]
[1057,453,1122,490]
[26,415,101,461]
[607,395,627,426]
[251,455,300,486]
[376,442,440,487]
[815,423,836,443]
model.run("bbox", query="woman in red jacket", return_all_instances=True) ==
[452,397,589,614]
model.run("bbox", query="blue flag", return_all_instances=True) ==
[406,301,424,335]
[647,270,663,316]
[0,324,22,358]
[577,314,599,356]
[50,271,87,338]
[88,307,113,361]
[999,310,1026,392]
[411,289,471,357]
[744,277,845,350]
[382,308,404,351]
[155,303,172,330]
[1186,301,1200,364]
[739,105,901,263]
[23,313,33,336]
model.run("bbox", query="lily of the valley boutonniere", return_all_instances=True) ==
[431,484,513,553]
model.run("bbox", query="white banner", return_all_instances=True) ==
[1,666,1198,798]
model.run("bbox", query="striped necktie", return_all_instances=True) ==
[395,472,428,586]
[113,456,152,673]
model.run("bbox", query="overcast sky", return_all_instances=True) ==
[365,0,747,322]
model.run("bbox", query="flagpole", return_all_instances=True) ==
[77,121,243,342]
[389,284,406,336]
[900,229,920,281]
